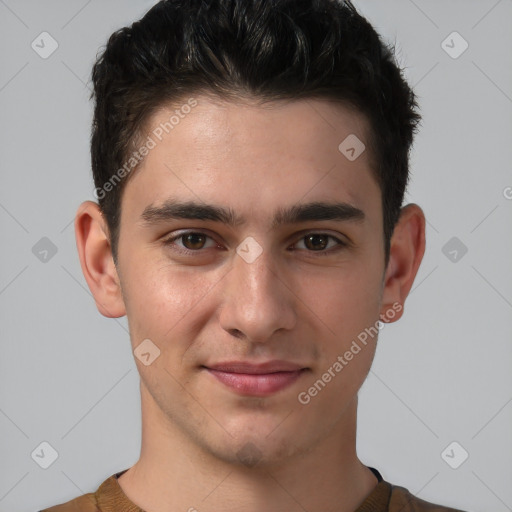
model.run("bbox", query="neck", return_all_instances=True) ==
[118,382,378,512]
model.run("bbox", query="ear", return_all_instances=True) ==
[74,201,126,318]
[380,203,426,323]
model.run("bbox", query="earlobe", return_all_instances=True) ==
[380,203,426,323]
[74,201,126,318]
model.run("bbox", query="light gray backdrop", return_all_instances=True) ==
[1,1,511,511]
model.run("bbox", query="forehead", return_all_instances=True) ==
[143,95,373,166]
[121,95,380,227]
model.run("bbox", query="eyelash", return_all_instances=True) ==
[162,231,347,257]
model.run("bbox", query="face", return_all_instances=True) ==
[114,96,390,466]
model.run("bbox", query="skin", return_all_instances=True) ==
[75,95,425,512]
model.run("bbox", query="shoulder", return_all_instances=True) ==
[389,483,470,512]
[38,491,100,512]
[38,472,134,512]
[37,473,121,512]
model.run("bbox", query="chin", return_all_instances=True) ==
[201,417,310,469]
[210,437,301,469]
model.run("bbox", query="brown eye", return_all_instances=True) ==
[303,234,330,251]
[294,233,346,256]
[163,231,217,254]
[181,233,207,250]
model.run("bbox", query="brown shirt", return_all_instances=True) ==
[39,467,469,512]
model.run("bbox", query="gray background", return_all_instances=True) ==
[0,1,511,511]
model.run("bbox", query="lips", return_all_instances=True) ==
[204,361,308,397]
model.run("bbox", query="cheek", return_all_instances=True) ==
[120,251,222,348]
[296,339,376,433]
[306,265,382,339]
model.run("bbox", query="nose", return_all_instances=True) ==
[218,247,297,343]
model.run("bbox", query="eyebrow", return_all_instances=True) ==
[140,198,365,229]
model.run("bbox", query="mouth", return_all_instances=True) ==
[202,361,309,397]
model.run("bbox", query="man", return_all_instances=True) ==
[40,0,468,510]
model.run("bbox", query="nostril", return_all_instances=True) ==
[229,328,244,340]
